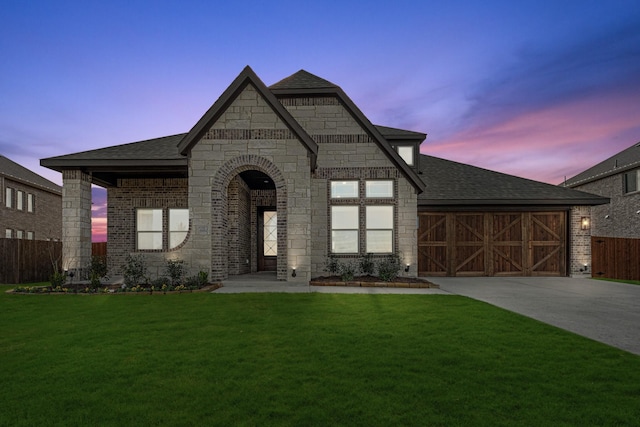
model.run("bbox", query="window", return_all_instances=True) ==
[17,190,23,210]
[169,209,189,249]
[26,231,34,240]
[624,170,639,194]
[331,181,358,198]
[5,229,12,238]
[27,194,34,212]
[16,230,23,239]
[137,209,162,250]
[366,206,394,253]
[5,188,12,208]
[263,211,278,256]
[397,146,414,166]
[331,206,359,253]
[365,180,393,198]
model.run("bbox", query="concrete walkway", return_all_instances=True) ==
[427,276,640,356]
[216,272,448,294]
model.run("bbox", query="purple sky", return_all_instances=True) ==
[1,1,639,241]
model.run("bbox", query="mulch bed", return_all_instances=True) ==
[310,275,438,288]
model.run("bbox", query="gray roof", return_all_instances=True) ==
[418,154,608,206]
[0,155,61,194]
[269,70,339,91]
[375,125,426,141]
[564,141,640,187]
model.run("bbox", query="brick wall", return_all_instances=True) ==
[573,174,640,238]
[227,175,251,274]
[1,177,62,241]
[107,178,188,277]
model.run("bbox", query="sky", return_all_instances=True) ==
[1,0,639,241]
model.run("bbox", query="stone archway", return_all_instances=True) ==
[211,155,287,281]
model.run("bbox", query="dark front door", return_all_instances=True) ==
[258,208,277,271]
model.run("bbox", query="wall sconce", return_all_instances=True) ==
[580,217,590,230]
[292,268,296,278]
[580,263,589,273]
[404,264,410,273]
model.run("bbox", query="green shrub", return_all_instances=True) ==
[49,271,67,288]
[377,253,402,282]
[185,270,209,289]
[324,254,340,275]
[338,261,357,282]
[88,255,108,289]
[165,259,185,286]
[359,253,375,276]
[121,254,148,287]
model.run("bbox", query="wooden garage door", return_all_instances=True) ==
[418,212,566,277]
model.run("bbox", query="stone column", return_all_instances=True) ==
[62,170,92,278]
[570,205,592,277]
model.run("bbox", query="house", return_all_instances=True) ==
[41,66,607,281]
[1,155,62,241]
[563,141,640,239]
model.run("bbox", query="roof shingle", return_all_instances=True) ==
[418,154,608,206]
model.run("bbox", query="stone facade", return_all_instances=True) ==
[572,173,640,239]
[62,170,91,275]
[1,176,62,241]
[569,205,592,277]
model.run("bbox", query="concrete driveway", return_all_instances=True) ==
[428,276,640,356]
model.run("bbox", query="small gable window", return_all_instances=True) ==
[624,170,639,194]
[397,146,414,166]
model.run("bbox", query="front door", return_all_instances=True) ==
[258,209,277,271]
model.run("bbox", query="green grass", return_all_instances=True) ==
[593,277,640,286]
[1,286,639,426]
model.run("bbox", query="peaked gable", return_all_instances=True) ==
[178,66,318,168]
[270,70,426,193]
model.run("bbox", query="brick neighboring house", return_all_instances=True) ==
[564,141,640,238]
[41,66,607,281]
[1,155,62,241]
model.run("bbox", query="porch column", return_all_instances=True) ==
[62,170,92,277]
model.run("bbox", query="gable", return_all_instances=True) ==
[177,66,317,168]
[270,70,426,193]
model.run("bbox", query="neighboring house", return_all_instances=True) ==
[1,155,62,241]
[41,66,607,281]
[564,142,640,239]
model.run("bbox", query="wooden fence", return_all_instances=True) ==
[0,239,63,284]
[591,236,640,281]
[92,242,107,257]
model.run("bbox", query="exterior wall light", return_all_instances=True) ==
[292,268,296,278]
[404,264,410,272]
[580,217,590,230]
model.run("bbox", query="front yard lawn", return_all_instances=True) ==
[1,284,639,426]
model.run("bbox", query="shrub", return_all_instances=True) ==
[338,261,357,282]
[359,253,376,276]
[165,259,185,286]
[49,271,67,288]
[325,254,340,275]
[185,270,209,289]
[88,255,108,289]
[377,253,402,282]
[121,254,148,287]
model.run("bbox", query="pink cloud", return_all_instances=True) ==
[423,88,640,184]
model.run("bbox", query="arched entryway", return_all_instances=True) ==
[211,156,287,281]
